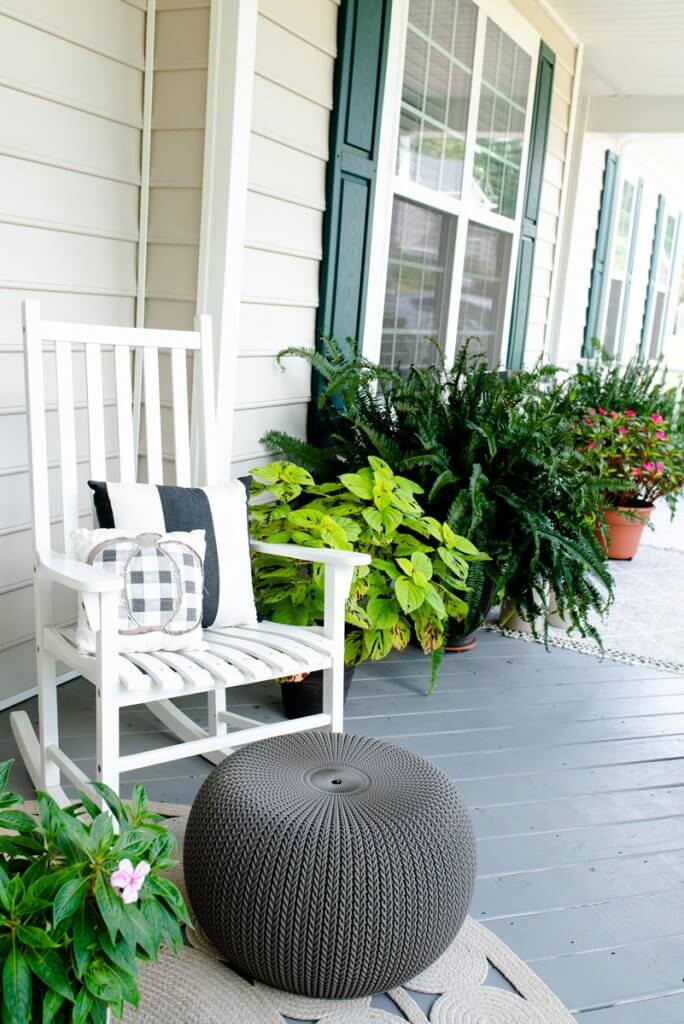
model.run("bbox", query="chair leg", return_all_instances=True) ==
[322,663,344,733]
[37,645,62,790]
[96,592,120,796]
[96,684,119,796]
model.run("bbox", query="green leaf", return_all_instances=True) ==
[72,903,96,980]
[71,987,93,1024]
[0,810,40,835]
[366,596,400,630]
[395,577,425,614]
[361,507,383,533]
[89,785,130,829]
[94,872,123,944]
[422,584,446,618]
[339,470,373,500]
[143,877,190,926]
[438,547,469,579]
[0,761,13,795]
[367,456,393,477]
[3,947,32,1024]
[90,812,115,851]
[15,924,59,948]
[395,557,414,577]
[25,947,75,1002]
[85,961,123,1003]
[411,552,433,580]
[53,877,89,929]
[41,990,64,1024]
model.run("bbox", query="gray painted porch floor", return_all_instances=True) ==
[2,630,683,1022]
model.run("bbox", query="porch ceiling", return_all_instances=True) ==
[549,0,684,96]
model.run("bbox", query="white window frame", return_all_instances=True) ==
[363,0,540,367]
[595,161,640,355]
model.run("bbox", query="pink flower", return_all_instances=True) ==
[642,462,654,473]
[651,413,664,423]
[609,410,618,419]
[655,430,667,440]
[586,441,597,449]
[583,417,593,425]
[632,467,642,477]
[655,462,664,474]
[110,859,150,904]
[617,427,629,435]
[598,407,607,415]
[624,410,636,417]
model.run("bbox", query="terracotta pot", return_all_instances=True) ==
[602,504,653,560]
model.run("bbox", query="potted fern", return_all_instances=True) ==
[261,340,613,646]
[0,761,189,1023]
[249,457,486,707]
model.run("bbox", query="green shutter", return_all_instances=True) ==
[616,177,643,360]
[639,194,666,356]
[583,149,619,356]
[506,41,555,370]
[309,0,392,440]
[317,0,392,350]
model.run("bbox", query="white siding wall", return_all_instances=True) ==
[230,0,338,476]
[510,0,580,366]
[0,1,145,702]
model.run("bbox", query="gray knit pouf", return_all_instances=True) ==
[183,732,476,999]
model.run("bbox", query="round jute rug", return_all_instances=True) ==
[120,807,575,1024]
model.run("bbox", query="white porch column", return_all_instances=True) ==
[193,0,258,482]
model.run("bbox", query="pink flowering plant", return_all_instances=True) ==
[577,408,684,513]
[0,760,189,1023]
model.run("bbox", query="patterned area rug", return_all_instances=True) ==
[495,545,684,674]
[122,810,575,1024]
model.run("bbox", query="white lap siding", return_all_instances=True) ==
[0,0,145,703]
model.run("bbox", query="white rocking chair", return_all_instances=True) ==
[12,300,368,804]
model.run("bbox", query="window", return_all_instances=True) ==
[644,207,678,359]
[370,0,538,369]
[601,177,637,356]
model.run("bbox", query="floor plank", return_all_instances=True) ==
[1,631,683,1021]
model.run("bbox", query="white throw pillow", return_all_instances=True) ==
[73,528,207,654]
[87,480,258,629]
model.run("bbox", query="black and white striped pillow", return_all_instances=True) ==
[88,479,257,629]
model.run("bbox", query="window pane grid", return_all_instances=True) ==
[381,197,453,368]
[473,21,530,218]
[397,0,478,198]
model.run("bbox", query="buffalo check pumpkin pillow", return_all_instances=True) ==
[72,528,206,654]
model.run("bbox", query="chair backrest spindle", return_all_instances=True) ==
[142,346,163,483]
[84,343,106,481]
[22,301,211,565]
[170,348,191,485]
[54,341,79,554]
[114,346,136,482]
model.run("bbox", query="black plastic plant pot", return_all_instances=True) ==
[445,576,496,653]
[280,666,355,720]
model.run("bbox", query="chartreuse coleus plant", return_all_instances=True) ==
[249,458,488,689]
[0,760,189,1023]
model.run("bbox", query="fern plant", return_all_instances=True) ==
[263,340,614,643]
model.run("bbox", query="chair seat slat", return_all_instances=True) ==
[150,651,213,689]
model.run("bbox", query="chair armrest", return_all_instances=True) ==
[250,540,370,569]
[37,552,123,594]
